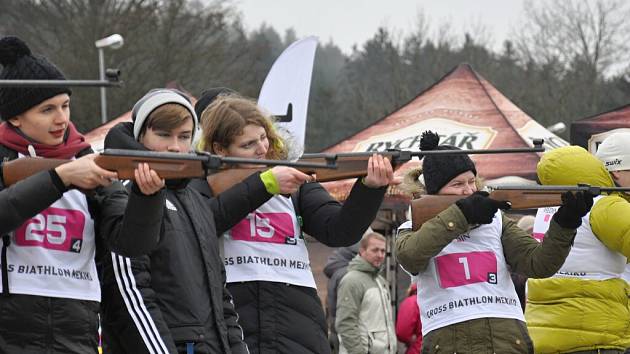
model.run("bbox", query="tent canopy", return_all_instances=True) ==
[570,103,630,152]
[319,64,568,200]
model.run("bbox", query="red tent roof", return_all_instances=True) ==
[570,103,630,151]
[84,112,132,151]
[319,63,568,200]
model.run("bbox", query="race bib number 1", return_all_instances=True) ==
[15,207,85,253]
[435,251,498,288]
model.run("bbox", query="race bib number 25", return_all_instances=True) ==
[15,207,85,253]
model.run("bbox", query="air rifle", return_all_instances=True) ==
[0,149,336,188]
[299,139,545,181]
[206,140,545,194]
[410,184,630,230]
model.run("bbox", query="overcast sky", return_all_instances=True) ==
[234,0,526,54]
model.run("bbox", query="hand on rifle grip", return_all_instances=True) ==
[270,166,312,195]
[134,163,165,195]
[55,154,118,189]
[552,191,594,229]
[363,154,398,188]
[455,191,511,225]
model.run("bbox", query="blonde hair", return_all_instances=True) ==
[359,232,386,250]
[200,95,287,160]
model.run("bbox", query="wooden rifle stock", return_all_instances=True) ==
[1,151,210,187]
[410,184,630,230]
[410,190,563,230]
[1,157,70,187]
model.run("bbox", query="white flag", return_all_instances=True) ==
[258,36,318,159]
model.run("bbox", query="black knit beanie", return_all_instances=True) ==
[0,36,71,120]
[421,131,477,194]
[194,87,235,119]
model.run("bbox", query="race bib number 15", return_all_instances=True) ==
[435,251,498,288]
[231,212,296,244]
[15,207,85,253]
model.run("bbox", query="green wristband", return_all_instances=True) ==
[260,170,280,195]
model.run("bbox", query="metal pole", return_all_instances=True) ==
[0,80,121,87]
[98,48,107,125]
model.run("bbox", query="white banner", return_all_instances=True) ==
[258,36,318,158]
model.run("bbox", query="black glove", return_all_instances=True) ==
[552,191,594,229]
[455,191,512,225]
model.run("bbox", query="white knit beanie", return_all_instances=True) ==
[596,132,630,171]
[131,89,199,143]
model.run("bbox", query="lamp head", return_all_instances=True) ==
[95,34,124,49]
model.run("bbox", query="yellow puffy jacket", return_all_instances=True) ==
[526,146,630,353]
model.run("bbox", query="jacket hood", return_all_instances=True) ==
[347,254,381,275]
[103,121,190,189]
[104,122,147,151]
[323,243,359,278]
[537,146,614,187]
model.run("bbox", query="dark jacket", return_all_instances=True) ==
[100,122,273,354]
[0,143,161,354]
[323,242,359,344]
[216,176,388,354]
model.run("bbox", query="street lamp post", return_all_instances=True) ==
[95,34,124,125]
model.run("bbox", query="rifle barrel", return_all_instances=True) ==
[489,184,630,193]
[301,144,544,160]
[0,79,122,87]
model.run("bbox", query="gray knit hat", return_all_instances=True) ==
[0,36,71,120]
[131,88,198,143]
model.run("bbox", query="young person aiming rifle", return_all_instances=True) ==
[0,36,165,353]
[98,89,310,354]
[524,142,630,353]
[198,94,397,354]
[396,131,593,354]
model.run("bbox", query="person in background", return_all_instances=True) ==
[193,87,234,152]
[200,94,397,354]
[323,234,364,353]
[396,280,422,354]
[516,215,535,235]
[396,131,592,354]
[512,215,535,312]
[525,143,630,354]
[0,36,163,353]
[99,89,310,354]
[336,232,397,354]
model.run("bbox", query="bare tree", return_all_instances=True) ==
[515,0,630,77]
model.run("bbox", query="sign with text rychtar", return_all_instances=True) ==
[353,118,498,152]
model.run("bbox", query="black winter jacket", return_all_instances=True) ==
[195,174,388,354]
[100,122,274,354]
[0,143,162,354]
